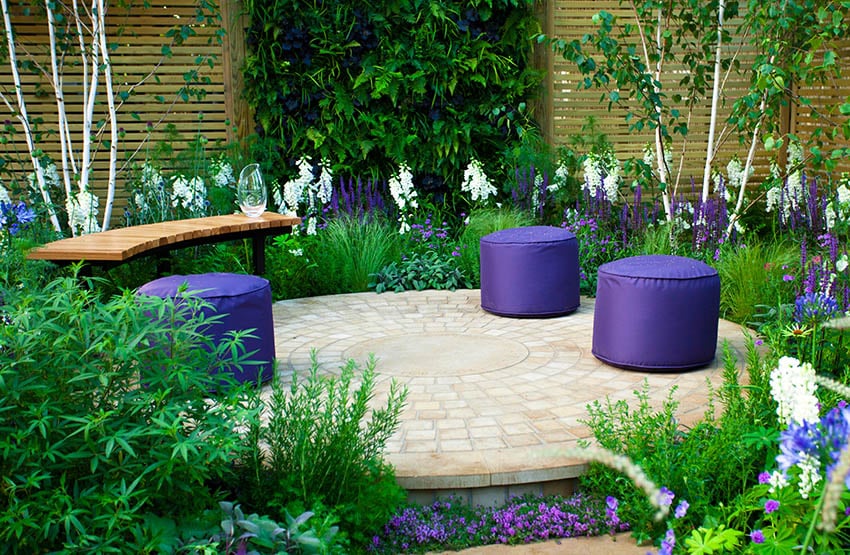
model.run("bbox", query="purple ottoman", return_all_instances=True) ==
[592,255,720,371]
[138,273,275,385]
[480,226,580,318]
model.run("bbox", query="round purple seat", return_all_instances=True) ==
[480,226,580,318]
[138,273,275,385]
[592,255,720,371]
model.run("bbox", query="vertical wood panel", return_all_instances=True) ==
[0,0,229,226]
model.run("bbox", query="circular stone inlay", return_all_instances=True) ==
[343,333,529,377]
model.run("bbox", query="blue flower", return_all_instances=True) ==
[674,500,689,519]
[0,201,37,236]
[750,529,765,544]
[794,292,839,325]
[764,499,780,514]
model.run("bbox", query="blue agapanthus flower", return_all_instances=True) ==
[0,201,36,236]
[794,291,840,326]
[776,403,850,490]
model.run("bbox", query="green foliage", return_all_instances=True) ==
[578,339,775,543]
[180,501,341,554]
[456,207,533,286]
[315,216,403,293]
[370,211,473,292]
[0,275,258,552]
[370,250,473,292]
[713,240,799,325]
[242,0,543,190]
[240,353,408,547]
[265,233,321,300]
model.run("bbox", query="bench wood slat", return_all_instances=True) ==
[27,213,301,273]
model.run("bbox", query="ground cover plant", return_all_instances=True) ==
[369,493,629,553]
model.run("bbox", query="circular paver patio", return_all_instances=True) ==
[268,289,751,504]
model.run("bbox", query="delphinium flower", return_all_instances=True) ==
[794,291,840,326]
[461,159,496,203]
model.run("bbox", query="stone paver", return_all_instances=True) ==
[268,289,750,502]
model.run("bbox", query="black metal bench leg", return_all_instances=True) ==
[252,235,265,275]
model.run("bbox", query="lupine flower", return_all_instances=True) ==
[770,356,819,426]
[758,472,771,484]
[750,529,765,544]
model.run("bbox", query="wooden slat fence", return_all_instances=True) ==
[0,0,240,225]
[2,0,848,230]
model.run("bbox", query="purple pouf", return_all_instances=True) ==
[138,273,275,385]
[592,255,720,371]
[480,226,580,318]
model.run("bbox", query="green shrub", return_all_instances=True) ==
[456,207,532,286]
[0,276,259,552]
[179,501,342,554]
[240,353,408,548]
[578,339,775,543]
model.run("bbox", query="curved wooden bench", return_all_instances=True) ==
[26,212,301,274]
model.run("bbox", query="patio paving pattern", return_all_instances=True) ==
[269,289,751,505]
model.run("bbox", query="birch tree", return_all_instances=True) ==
[0,0,222,235]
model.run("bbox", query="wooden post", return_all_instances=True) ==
[531,0,555,147]
[220,0,253,146]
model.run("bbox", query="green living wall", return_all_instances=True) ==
[242,0,543,196]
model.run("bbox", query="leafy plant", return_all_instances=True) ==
[579,339,774,543]
[0,275,258,552]
[306,216,403,294]
[240,353,408,548]
[714,240,799,325]
[456,207,532,286]
[370,250,473,293]
[180,501,340,554]
[242,0,543,189]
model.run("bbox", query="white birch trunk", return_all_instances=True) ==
[701,0,725,201]
[1,0,62,232]
[96,0,117,230]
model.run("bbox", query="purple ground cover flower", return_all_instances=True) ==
[764,499,780,513]
[369,494,629,553]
